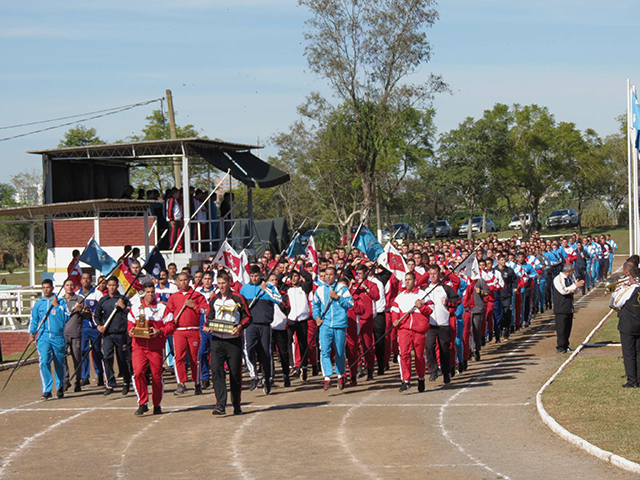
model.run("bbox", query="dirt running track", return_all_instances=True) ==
[0,262,636,479]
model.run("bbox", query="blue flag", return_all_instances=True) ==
[633,90,640,148]
[286,233,305,258]
[79,239,117,275]
[354,225,384,261]
[143,247,166,279]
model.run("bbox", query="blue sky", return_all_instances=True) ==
[1,0,637,183]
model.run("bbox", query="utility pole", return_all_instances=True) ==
[166,89,181,189]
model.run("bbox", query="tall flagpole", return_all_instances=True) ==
[633,85,640,255]
[628,79,634,255]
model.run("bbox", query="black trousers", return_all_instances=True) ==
[522,288,531,326]
[373,313,387,372]
[102,333,131,388]
[426,325,451,376]
[244,323,272,383]
[575,268,587,295]
[287,320,309,369]
[470,312,484,353]
[271,329,290,380]
[64,335,82,389]
[620,332,640,386]
[555,312,573,350]
[211,336,243,409]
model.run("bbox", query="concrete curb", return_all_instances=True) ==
[536,308,640,475]
[0,357,38,372]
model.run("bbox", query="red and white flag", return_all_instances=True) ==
[239,249,251,285]
[379,243,408,281]
[305,236,319,274]
[458,254,480,281]
[67,257,82,288]
[212,241,243,283]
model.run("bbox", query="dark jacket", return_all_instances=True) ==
[95,294,131,335]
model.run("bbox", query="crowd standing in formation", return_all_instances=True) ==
[28,230,620,414]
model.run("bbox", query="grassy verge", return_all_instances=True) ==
[0,268,45,287]
[1,344,37,363]
[591,314,620,344]
[543,352,640,463]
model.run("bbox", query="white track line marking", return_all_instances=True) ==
[0,410,90,478]
[0,400,43,416]
[436,276,604,480]
[231,413,260,480]
[337,391,382,479]
[0,402,532,413]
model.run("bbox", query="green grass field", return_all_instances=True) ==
[0,268,45,287]
[543,353,640,463]
[591,314,621,344]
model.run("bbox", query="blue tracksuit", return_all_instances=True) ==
[312,281,353,377]
[29,295,69,394]
[455,278,467,365]
[78,287,104,381]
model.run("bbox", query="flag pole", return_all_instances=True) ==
[633,85,640,255]
[628,79,634,254]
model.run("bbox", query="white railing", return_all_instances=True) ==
[0,288,41,330]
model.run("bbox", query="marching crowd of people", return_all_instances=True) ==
[27,230,620,416]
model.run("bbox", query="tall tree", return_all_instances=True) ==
[58,125,104,147]
[300,0,447,220]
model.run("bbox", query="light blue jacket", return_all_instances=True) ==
[312,281,353,329]
[29,296,69,339]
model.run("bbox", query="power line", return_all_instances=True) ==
[0,98,163,143]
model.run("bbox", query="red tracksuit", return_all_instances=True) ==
[166,288,208,385]
[391,288,432,382]
[128,300,175,407]
[346,279,380,378]
[385,275,401,364]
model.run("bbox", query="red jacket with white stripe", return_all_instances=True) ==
[166,288,208,329]
[390,287,433,334]
[127,299,175,351]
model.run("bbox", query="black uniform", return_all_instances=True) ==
[553,273,576,353]
[616,285,640,386]
[95,294,132,389]
[496,265,517,338]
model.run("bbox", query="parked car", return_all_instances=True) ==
[545,209,579,228]
[426,220,452,238]
[301,228,328,247]
[508,214,541,230]
[382,223,415,243]
[458,216,497,236]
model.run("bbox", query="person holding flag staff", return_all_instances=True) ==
[29,279,70,400]
[95,276,133,395]
[62,278,91,393]
[313,266,354,391]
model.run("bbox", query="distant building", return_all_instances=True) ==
[14,182,43,205]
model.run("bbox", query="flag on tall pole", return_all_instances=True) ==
[79,238,118,275]
[305,235,318,274]
[212,240,243,283]
[239,249,251,284]
[112,262,144,297]
[379,243,408,281]
[286,233,306,258]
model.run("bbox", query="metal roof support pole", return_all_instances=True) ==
[182,151,191,256]
[43,154,53,249]
[247,187,253,249]
[29,223,35,287]
[94,211,101,278]
[143,208,150,258]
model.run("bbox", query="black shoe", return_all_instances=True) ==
[393,355,398,364]
[135,404,149,416]
[104,387,114,395]
[263,381,271,395]
[97,378,105,387]
[385,363,390,371]
[457,362,464,374]
[488,332,494,342]
[474,351,481,362]
[41,392,52,400]
[566,347,573,353]
[312,365,319,376]
[429,372,438,382]
[74,385,82,393]
[481,337,486,347]
[174,383,187,395]
[377,367,385,376]
[284,375,291,388]
[450,366,456,378]
[495,335,501,344]
[367,369,374,381]
[233,406,243,415]
[80,378,90,387]
[212,405,226,415]
[399,381,410,393]
[463,360,468,372]
[622,382,639,388]
[63,380,71,392]
[153,406,162,415]
[443,374,451,385]
[437,366,442,377]
[202,379,211,390]
[556,348,567,354]
[301,369,308,382]
[122,384,130,396]
[418,379,425,392]
[56,389,64,399]
[249,379,258,391]
[357,366,366,379]
[194,384,203,395]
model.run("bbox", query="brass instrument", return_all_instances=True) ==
[604,273,630,293]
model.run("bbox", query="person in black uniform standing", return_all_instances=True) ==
[610,267,640,388]
[552,263,585,354]
[495,255,517,341]
[95,276,132,395]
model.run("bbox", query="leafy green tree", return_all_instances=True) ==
[58,125,104,147]
[299,0,447,220]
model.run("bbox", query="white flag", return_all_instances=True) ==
[212,240,243,283]
[379,243,408,281]
[305,235,318,274]
[239,249,251,284]
[458,254,480,281]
